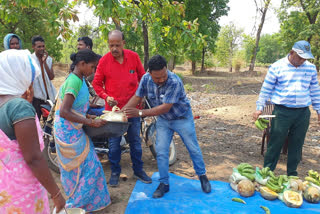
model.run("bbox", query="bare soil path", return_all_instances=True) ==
[50,65,320,213]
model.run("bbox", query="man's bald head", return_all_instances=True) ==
[108,30,125,59]
[108,30,125,41]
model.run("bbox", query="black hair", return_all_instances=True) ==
[108,30,125,40]
[77,36,93,49]
[11,35,20,41]
[31,35,45,45]
[148,55,167,72]
[69,49,98,71]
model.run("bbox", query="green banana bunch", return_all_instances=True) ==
[259,167,271,179]
[266,172,287,193]
[288,175,299,180]
[309,170,319,180]
[255,118,269,130]
[237,163,255,181]
[305,170,320,186]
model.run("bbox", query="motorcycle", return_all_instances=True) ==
[40,99,177,174]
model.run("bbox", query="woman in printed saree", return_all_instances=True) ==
[0,49,66,213]
[54,49,111,212]
[3,33,22,50]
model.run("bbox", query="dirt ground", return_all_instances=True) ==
[50,64,320,214]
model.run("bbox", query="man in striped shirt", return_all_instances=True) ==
[123,55,211,198]
[253,40,320,176]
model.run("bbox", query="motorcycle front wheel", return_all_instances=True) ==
[146,122,177,166]
[43,135,60,173]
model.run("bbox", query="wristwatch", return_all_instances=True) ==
[138,110,143,117]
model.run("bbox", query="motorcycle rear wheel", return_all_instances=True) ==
[43,135,60,174]
[146,123,177,166]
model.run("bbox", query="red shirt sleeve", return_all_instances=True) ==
[135,53,145,82]
[92,56,108,100]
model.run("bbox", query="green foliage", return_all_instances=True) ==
[175,72,184,82]
[204,54,215,68]
[0,0,77,61]
[83,0,211,64]
[183,0,230,59]
[242,34,255,63]
[60,25,110,63]
[278,10,309,51]
[202,83,215,93]
[256,34,286,64]
[215,23,244,67]
[232,51,246,72]
[148,1,205,60]
[184,83,194,92]
[254,62,272,67]
[279,0,320,67]
[60,34,77,64]
[242,33,286,65]
[122,23,144,58]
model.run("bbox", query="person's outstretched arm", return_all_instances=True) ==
[14,119,65,212]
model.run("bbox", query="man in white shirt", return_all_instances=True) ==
[253,40,320,176]
[31,35,56,119]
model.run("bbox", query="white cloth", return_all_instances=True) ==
[31,53,56,102]
[0,49,40,96]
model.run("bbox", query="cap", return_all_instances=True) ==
[292,40,314,59]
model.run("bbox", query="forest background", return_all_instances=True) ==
[0,0,319,74]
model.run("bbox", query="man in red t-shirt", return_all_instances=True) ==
[92,30,152,187]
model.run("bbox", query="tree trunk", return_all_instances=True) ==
[112,18,121,30]
[229,52,233,72]
[142,20,149,71]
[168,56,176,71]
[316,55,319,72]
[249,0,271,73]
[192,61,196,75]
[201,47,205,73]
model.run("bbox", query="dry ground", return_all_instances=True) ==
[50,64,320,214]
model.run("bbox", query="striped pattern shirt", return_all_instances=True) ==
[256,55,320,114]
[136,70,191,120]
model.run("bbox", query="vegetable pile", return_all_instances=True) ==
[229,163,320,210]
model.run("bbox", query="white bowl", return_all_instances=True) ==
[52,207,86,214]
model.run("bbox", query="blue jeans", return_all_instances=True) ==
[108,117,143,174]
[87,106,104,116]
[156,109,206,184]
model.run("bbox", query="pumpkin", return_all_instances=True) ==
[302,181,310,192]
[296,179,304,192]
[283,190,303,208]
[260,186,278,200]
[288,179,299,192]
[303,186,320,203]
[237,179,255,197]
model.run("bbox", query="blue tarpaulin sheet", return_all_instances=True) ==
[125,172,320,214]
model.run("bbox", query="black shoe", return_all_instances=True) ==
[109,173,120,187]
[152,183,169,198]
[134,170,152,184]
[199,175,211,193]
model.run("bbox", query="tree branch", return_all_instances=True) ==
[299,0,318,24]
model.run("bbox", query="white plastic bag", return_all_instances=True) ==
[255,169,269,185]
[229,168,249,184]
[100,106,127,122]
[310,182,320,192]
[229,168,249,193]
